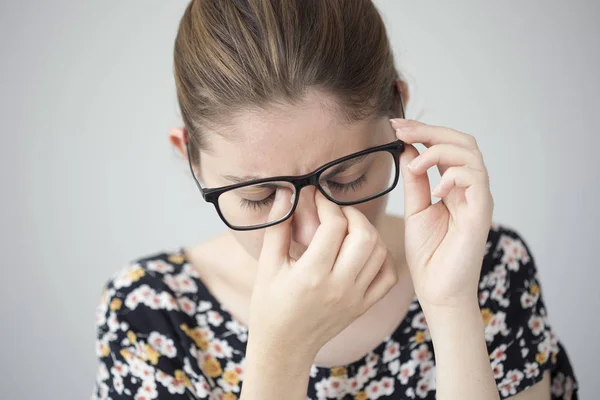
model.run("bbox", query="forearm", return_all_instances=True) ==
[240,333,315,400]
[424,300,499,400]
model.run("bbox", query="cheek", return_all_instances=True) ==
[231,230,265,260]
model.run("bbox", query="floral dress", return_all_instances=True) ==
[93,223,578,399]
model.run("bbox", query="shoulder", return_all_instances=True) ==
[477,222,579,399]
[93,248,217,399]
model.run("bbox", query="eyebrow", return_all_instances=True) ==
[222,153,370,185]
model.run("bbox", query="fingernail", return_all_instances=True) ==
[408,156,420,170]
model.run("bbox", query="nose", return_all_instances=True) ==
[290,186,321,247]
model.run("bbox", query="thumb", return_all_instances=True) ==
[400,143,432,219]
[258,187,294,269]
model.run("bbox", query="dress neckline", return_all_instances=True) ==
[177,246,421,375]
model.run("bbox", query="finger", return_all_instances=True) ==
[330,206,378,280]
[407,144,484,177]
[258,187,294,269]
[355,240,388,290]
[363,253,398,309]
[391,119,478,151]
[400,143,432,219]
[298,190,347,274]
[431,166,490,203]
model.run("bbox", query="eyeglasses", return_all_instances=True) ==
[184,83,406,231]
[184,137,405,230]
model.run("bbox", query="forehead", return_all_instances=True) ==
[202,91,391,178]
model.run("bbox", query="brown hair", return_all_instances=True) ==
[173,0,408,165]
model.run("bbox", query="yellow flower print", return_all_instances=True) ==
[168,254,185,264]
[223,393,237,400]
[120,348,134,362]
[223,370,240,386]
[174,370,192,387]
[98,342,110,358]
[354,391,368,400]
[109,298,122,311]
[127,266,145,282]
[127,331,137,344]
[552,352,557,364]
[481,308,493,326]
[202,356,223,378]
[144,344,160,365]
[536,352,547,365]
[530,283,540,296]
[180,323,210,350]
[330,367,347,378]
[414,330,427,344]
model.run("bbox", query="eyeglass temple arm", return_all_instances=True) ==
[183,127,207,196]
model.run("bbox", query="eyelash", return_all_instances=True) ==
[239,192,276,210]
[239,175,367,210]
[326,175,367,193]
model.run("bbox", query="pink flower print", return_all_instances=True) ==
[383,341,400,363]
[398,359,417,384]
[177,297,197,316]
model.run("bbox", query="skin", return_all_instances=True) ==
[169,81,551,399]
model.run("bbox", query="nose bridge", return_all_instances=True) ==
[290,183,320,247]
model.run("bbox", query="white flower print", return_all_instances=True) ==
[97,361,109,382]
[520,291,536,308]
[112,264,144,289]
[405,387,416,399]
[491,359,504,379]
[148,332,177,358]
[198,300,212,312]
[314,376,345,399]
[479,290,489,305]
[113,374,124,395]
[111,360,129,377]
[415,377,433,398]
[164,273,198,294]
[309,364,318,378]
[524,362,540,379]
[410,344,432,363]
[177,296,197,316]
[209,338,233,358]
[490,343,508,363]
[224,319,248,342]
[346,376,361,395]
[419,360,435,382]
[365,379,385,399]
[411,312,428,330]
[380,376,395,396]
[398,359,417,384]
[207,310,224,327]
[388,359,400,375]
[135,379,158,399]
[158,291,179,311]
[383,340,401,363]
[146,259,174,274]
[356,363,377,386]
[129,356,155,382]
[528,314,545,336]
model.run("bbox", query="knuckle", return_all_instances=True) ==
[465,133,478,147]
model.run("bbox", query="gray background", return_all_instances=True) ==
[1,1,597,398]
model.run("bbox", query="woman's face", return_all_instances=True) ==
[174,90,398,261]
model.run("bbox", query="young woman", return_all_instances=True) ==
[93,1,578,399]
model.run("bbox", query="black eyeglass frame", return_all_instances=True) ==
[185,138,405,231]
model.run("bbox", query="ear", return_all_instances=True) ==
[168,126,187,159]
